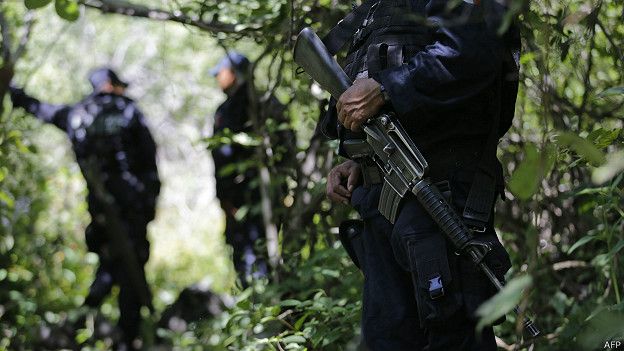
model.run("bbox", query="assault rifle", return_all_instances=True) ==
[294,27,539,337]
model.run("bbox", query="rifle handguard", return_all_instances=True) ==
[412,179,473,252]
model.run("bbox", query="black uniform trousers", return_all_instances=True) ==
[224,213,268,285]
[350,167,509,351]
[84,196,151,345]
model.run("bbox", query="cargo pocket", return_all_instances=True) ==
[339,220,366,271]
[407,233,463,328]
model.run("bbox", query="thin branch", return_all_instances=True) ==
[22,22,71,89]
[13,12,35,62]
[596,18,624,66]
[264,54,286,102]
[0,11,13,64]
[79,0,260,36]
[578,34,596,116]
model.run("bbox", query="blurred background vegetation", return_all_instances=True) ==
[0,0,623,350]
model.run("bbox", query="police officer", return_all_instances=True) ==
[322,0,519,349]
[10,67,160,349]
[209,52,268,285]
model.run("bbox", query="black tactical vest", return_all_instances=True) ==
[70,93,136,175]
[324,0,521,226]
[330,0,432,146]
[342,0,430,80]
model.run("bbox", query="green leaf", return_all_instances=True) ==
[476,275,533,331]
[556,132,606,166]
[294,312,311,331]
[597,86,624,98]
[281,334,307,344]
[587,128,621,149]
[577,308,624,350]
[25,0,53,9]
[567,235,597,254]
[233,205,249,221]
[563,9,591,25]
[593,150,624,184]
[232,132,262,147]
[519,52,536,65]
[508,144,543,200]
[0,190,14,209]
[605,240,624,261]
[75,328,93,344]
[55,0,80,21]
[280,299,302,307]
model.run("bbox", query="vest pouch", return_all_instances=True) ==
[407,232,463,327]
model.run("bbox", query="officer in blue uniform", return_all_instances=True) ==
[10,68,160,348]
[323,0,519,349]
[209,52,268,285]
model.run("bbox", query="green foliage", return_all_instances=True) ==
[598,86,624,98]
[476,275,533,331]
[24,0,52,10]
[556,132,606,166]
[508,143,556,200]
[155,245,363,350]
[594,151,624,184]
[54,0,79,22]
[0,107,93,349]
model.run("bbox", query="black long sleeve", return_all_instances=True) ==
[374,0,504,124]
[10,87,71,130]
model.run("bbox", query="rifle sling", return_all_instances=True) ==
[462,74,503,229]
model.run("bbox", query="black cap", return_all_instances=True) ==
[209,52,250,76]
[88,67,129,91]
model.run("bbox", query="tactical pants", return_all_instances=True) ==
[349,169,510,351]
[224,214,269,286]
[85,207,151,346]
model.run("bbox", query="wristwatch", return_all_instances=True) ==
[379,84,391,103]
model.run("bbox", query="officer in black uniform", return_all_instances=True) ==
[323,0,519,349]
[10,68,160,348]
[209,52,268,284]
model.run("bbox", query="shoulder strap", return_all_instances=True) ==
[463,37,520,229]
[322,0,379,56]
[461,105,500,229]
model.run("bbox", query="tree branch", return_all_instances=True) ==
[0,11,13,64]
[79,0,260,36]
[14,13,35,63]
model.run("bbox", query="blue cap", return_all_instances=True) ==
[88,67,128,91]
[209,52,250,76]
